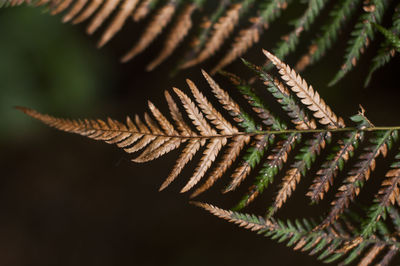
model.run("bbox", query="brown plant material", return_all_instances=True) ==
[358,243,385,266]
[272,133,327,214]
[17,68,259,195]
[132,0,153,22]
[87,0,121,35]
[51,0,73,15]
[319,131,394,229]
[62,0,88,22]
[263,49,345,129]
[121,1,178,62]
[225,135,269,193]
[146,3,197,71]
[193,202,272,231]
[307,131,361,202]
[379,168,400,207]
[211,17,263,75]
[98,0,140,47]
[181,3,242,69]
[72,0,103,24]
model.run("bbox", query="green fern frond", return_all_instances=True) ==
[365,4,400,86]
[329,0,388,86]
[196,202,400,265]
[372,23,400,52]
[295,0,361,71]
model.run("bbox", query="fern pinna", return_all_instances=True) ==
[19,50,400,264]
[2,0,399,85]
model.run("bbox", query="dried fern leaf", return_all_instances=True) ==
[132,0,157,22]
[121,0,178,62]
[211,0,290,74]
[380,153,400,207]
[211,17,262,75]
[270,132,328,216]
[191,135,250,197]
[72,0,103,24]
[146,3,196,71]
[178,0,230,69]
[308,130,361,202]
[62,0,88,22]
[196,202,400,265]
[97,0,140,47]
[234,133,298,210]
[264,49,345,129]
[377,245,399,266]
[51,0,73,15]
[181,3,242,68]
[224,135,270,193]
[86,0,121,35]
[320,130,398,229]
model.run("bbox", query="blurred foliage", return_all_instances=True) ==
[0,6,113,140]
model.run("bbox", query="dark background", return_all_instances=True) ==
[1,2,400,265]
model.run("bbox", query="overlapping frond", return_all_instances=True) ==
[196,202,400,266]
[20,50,400,264]
[4,0,398,83]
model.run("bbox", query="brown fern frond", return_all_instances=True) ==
[62,0,88,22]
[160,139,204,191]
[187,78,238,134]
[272,132,327,215]
[307,131,362,202]
[320,130,395,229]
[193,202,272,231]
[377,245,399,266]
[224,135,269,193]
[132,0,153,22]
[243,134,297,207]
[86,0,121,35]
[379,168,400,207]
[201,70,242,122]
[211,17,263,75]
[181,137,226,193]
[181,3,242,69]
[146,3,196,71]
[358,243,385,266]
[72,0,103,24]
[263,49,345,129]
[51,0,73,15]
[172,86,216,136]
[121,0,178,63]
[190,135,250,198]
[97,0,141,47]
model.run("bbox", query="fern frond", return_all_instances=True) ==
[372,23,400,53]
[211,0,290,74]
[329,0,388,86]
[132,0,158,22]
[320,130,398,229]
[365,4,400,86]
[270,0,330,65]
[97,0,140,47]
[146,3,197,71]
[181,3,243,69]
[19,52,400,261]
[264,49,345,129]
[121,0,179,62]
[196,202,400,265]
[296,0,361,71]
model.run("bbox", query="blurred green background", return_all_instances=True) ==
[1,2,400,266]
